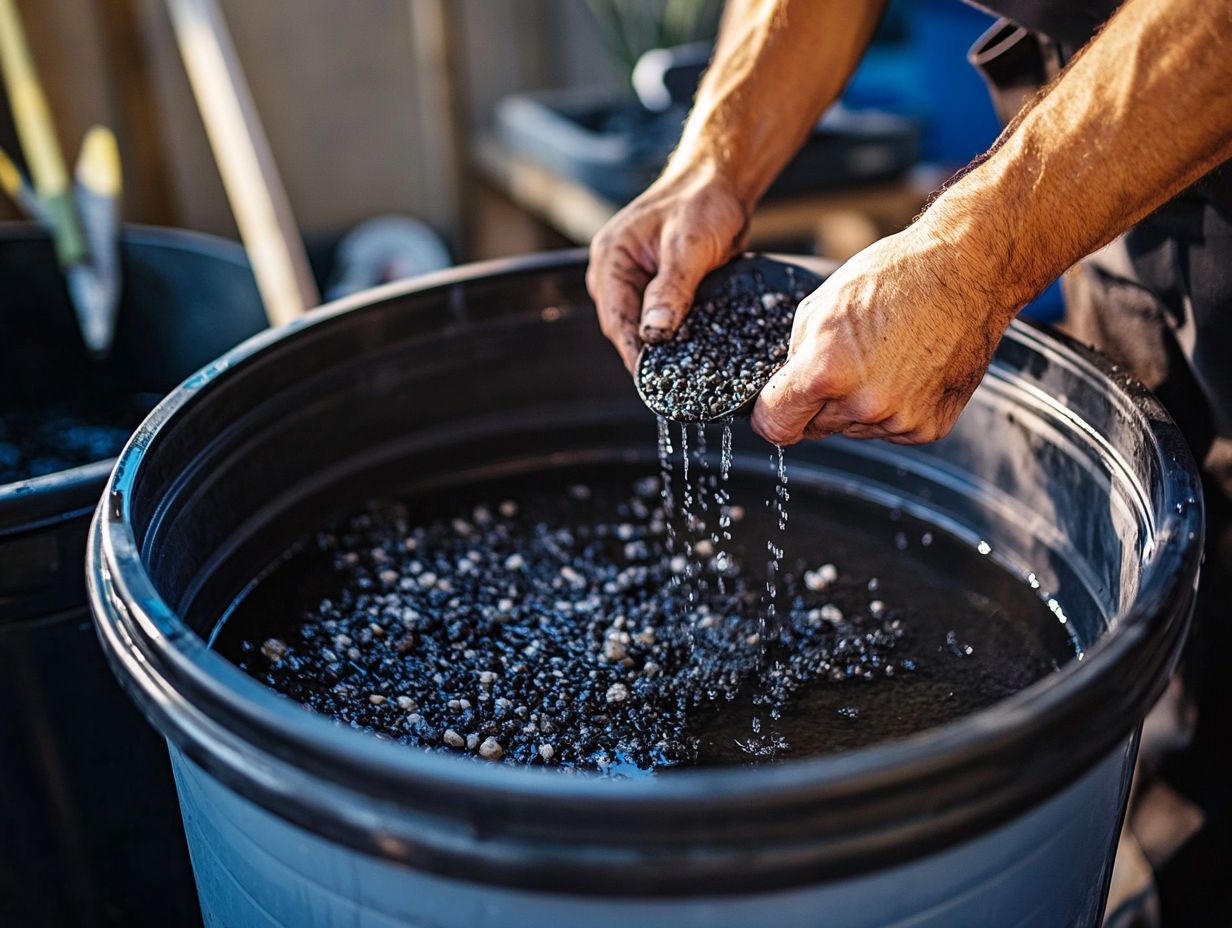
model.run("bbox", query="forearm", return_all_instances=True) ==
[665,0,886,208]
[929,0,1232,311]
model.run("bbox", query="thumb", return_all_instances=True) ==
[639,241,714,343]
[751,350,835,447]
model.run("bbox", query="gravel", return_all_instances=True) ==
[0,407,133,485]
[636,276,813,422]
[232,474,915,773]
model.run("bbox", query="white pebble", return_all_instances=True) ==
[499,500,519,518]
[260,638,287,662]
[504,554,525,570]
[368,694,386,705]
[605,682,629,704]
[443,729,465,748]
[869,600,886,617]
[396,696,417,711]
[538,744,555,762]
[479,737,504,759]
[602,633,628,663]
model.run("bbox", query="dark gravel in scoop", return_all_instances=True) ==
[226,475,915,773]
[637,275,813,422]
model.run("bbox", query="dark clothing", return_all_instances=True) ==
[968,0,1232,437]
[971,0,1119,47]
[963,2,1232,924]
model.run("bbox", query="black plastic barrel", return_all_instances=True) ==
[0,225,265,926]
[88,252,1203,927]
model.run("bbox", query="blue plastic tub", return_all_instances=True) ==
[88,253,1201,927]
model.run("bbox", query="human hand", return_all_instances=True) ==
[751,220,1024,446]
[586,168,749,372]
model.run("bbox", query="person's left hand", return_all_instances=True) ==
[751,220,1025,446]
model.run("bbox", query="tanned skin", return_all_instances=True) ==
[587,0,1232,446]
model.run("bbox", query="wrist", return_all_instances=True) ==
[918,163,1058,326]
[659,109,781,214]
[656,149,756,219]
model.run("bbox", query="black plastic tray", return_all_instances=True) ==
[494,87,919,205]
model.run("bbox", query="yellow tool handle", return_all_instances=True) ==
[76,125,122,197]
[0,0,69,196]
[0,0,86,265]
[0,143,22,199]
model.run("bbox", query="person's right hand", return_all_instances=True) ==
[586,168,750,372]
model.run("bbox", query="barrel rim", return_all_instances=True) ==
[87,249,1203,895]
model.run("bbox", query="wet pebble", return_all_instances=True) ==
[636,276,811,422]
[230,476,916,773]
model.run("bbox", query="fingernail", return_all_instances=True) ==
[640,307,673,339]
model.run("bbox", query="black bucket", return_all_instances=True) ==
[0,225,265,926]
[87,252,1203,926]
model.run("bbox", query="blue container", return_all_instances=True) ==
[88,253,1201,927]
[845,0,1003,166]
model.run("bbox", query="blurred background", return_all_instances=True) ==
[3,0,1062,314]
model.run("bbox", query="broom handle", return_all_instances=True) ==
[165,0,318,325]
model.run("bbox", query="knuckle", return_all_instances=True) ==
[589,228,616,262]
[755,415,799,447]
[808,366,851,399]
[846,390,891,424]
[929,420,954,442]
